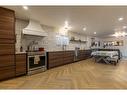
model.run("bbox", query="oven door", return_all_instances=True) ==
[28,55,46,71]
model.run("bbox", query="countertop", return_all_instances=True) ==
[15,52,26,54]
[47,49,91,52]
[15,49,91,54]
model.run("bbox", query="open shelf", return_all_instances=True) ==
[70,39,87,43]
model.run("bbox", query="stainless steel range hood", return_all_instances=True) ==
[23,19,48,37]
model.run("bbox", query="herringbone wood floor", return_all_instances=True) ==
[0,58,127,89]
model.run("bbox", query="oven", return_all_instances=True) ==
[27,51,47,75]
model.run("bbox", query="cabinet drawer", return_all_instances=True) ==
[63,60,73,64]
[64,57,74,60]
[48,56,63,60]
[16,54,26,62]
[16,64,26,76]
[0,66,15,80]
[48,58,63,64]
[48,59,63,69]
[16,62,26,67]
[63,57,74,64]
[0,44,15,55]
[63,54,74,58]
[48,55,62,60]
[48,54,63,60]
[0,55,15,67]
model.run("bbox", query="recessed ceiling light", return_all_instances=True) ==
[123,26,127,29]
[94,32,96,34]
[22,6,28,10]
[83,27,86,31]
[118,17,124,21]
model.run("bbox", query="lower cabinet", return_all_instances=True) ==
[47,51,74,69]
[47,50,91,69]
[63,51,74,64]
[0,66,15,80]
[0,55,15,81]
[0,53,27,80]
[78,50,92,61]
[16,53,27,76]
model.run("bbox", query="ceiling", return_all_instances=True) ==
[4,6,127,37]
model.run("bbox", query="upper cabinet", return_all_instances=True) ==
[0,7,15,44]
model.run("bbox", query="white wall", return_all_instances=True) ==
[15,18,92,52]
[101,37,127,57]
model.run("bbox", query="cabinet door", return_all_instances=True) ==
[16,64,26,76]
[48,59,63,68]
[16,54,27,76]
[63,51,74,64]
[0,55,15,67]
[63,57,74,64]
[0,66,15,80]
[0,7,15,41]
[48,52,64,69]
[0,44,15,55]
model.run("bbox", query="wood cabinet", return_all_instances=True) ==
[16,53,27,76]
[47,50,91,69]
[84,50,92,58]
[78,50,92,61]
[48,51,64,69]
[63,51,74,64]
[0,7,15,41]
[47,51,74,69]
[0,7,15,80]
[0,44,15,55]
[0,66,15,80]
[0,55,15,67]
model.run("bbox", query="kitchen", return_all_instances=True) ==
[0,6,127,89]
[15,15,92,74]
[0,6,92,79]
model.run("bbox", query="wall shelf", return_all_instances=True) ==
[70,40,87,43]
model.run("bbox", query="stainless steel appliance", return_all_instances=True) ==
[27,51,47,75]
[74,47,80,61]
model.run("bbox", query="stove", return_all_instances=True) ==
[27,51,47,75]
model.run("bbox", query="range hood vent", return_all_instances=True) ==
[23,19,48,37]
